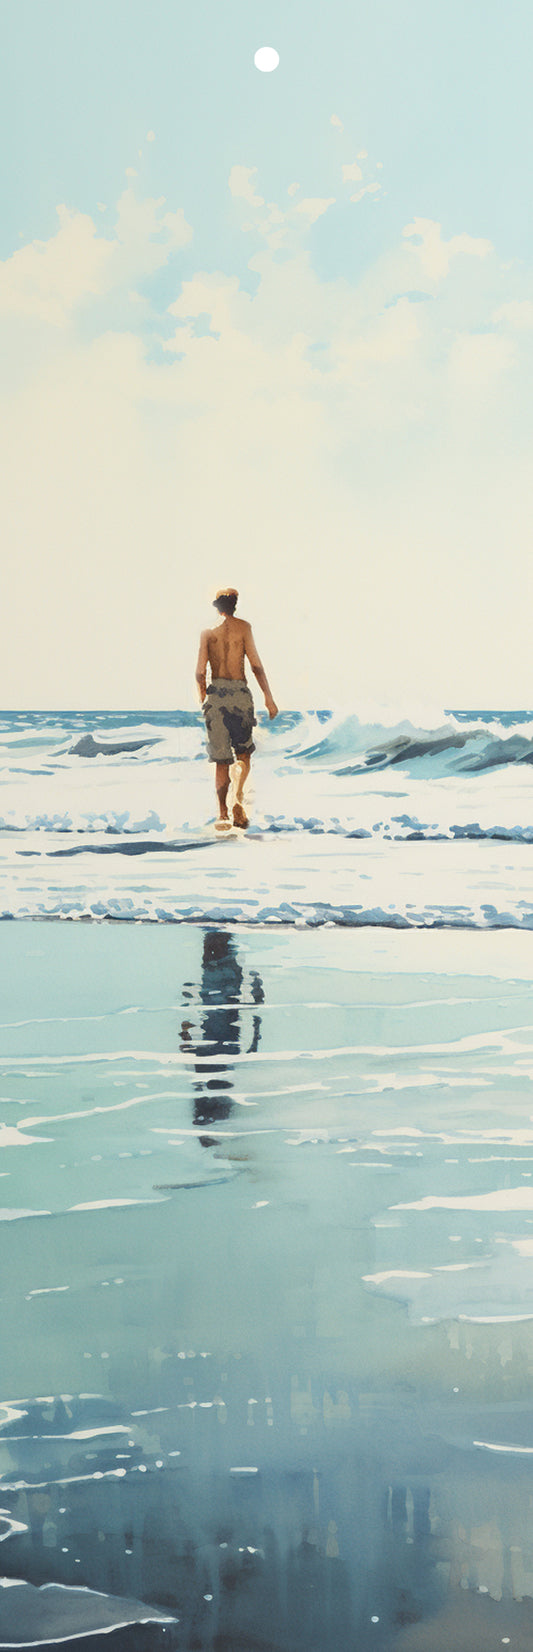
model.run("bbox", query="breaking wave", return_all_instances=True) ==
[2,707,533,928]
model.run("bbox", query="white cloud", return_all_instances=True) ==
[330,114,343,131]
[493,299,533,330]
[0,191,193,328]
[350,183,380,204]
[230,164,336,249]
[113,187,192,267]
[357,149,368,159]
[403,217,492,283]
[0,207,111,326]
[167,271,242,341]
[342,162,363,183]
[146,130,156,142]
[335,297,421,369]
[449,331,515,387]
[228,166,264,207]
[0,178,531,707]
[296,197,335,223]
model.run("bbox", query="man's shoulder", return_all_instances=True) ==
[235,616,251,630]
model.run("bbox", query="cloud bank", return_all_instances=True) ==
[1,144,531,707]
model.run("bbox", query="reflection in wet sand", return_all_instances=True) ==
[3,922,533,1648]
[181,929,264,1133]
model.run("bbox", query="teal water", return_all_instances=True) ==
[2,923,533,1648]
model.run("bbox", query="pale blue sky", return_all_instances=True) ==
[1,1,532,707]
[3,0,531,270]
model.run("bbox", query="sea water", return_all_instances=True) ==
[2,923,533,1646]
[3,706,533,927]
[3,711,533,1647]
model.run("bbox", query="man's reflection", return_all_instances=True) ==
[181,930,264,1134]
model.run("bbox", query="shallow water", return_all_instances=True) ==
[2,923,533,1647]
[4,708,533,931]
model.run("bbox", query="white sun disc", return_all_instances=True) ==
[254,47,280,73]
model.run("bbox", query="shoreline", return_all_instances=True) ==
[4,906,533,933]
[4,831,533,931]
[3,913,533,969]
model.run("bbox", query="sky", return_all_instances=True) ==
[1,0,532,710]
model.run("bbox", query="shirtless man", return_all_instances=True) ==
[196,587,278,830]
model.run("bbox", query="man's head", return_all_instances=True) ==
[213,586,238,617]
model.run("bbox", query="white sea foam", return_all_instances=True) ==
[3,707,533,927]
[9,1025,533,1076]
[0,1210,50,1222]
[0,1125,50,1147]
[0,1510,28,1542]
[363,1270,432,1284]
[474,1440,533,1454]
[393,1189,533,1211]
[69,1198,166,1212]
[26,1287,69,1297]
[0,1576,176,1644]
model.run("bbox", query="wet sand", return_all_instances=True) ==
[2,921,533,1648]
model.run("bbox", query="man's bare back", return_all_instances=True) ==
[196,615,278,713]
[206,617,247,680]
[196,592,278,831]
[200,617,261,686]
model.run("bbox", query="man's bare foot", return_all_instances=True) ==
[215,816,232,833]
[232,802,249,830]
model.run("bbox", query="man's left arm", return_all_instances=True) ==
[195,631,209,704]
[244,624,278,718]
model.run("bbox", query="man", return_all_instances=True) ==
[196,587,278,831]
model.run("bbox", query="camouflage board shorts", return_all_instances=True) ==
[203,678,256,763]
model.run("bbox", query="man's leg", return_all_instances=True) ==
[215,762,231,829]
[231,752,251,828]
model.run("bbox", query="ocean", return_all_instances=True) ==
[3,706,533,926]
[2,709,533,1648]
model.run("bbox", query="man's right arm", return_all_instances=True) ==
[244,624,278,718]
[195,631,209,703]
